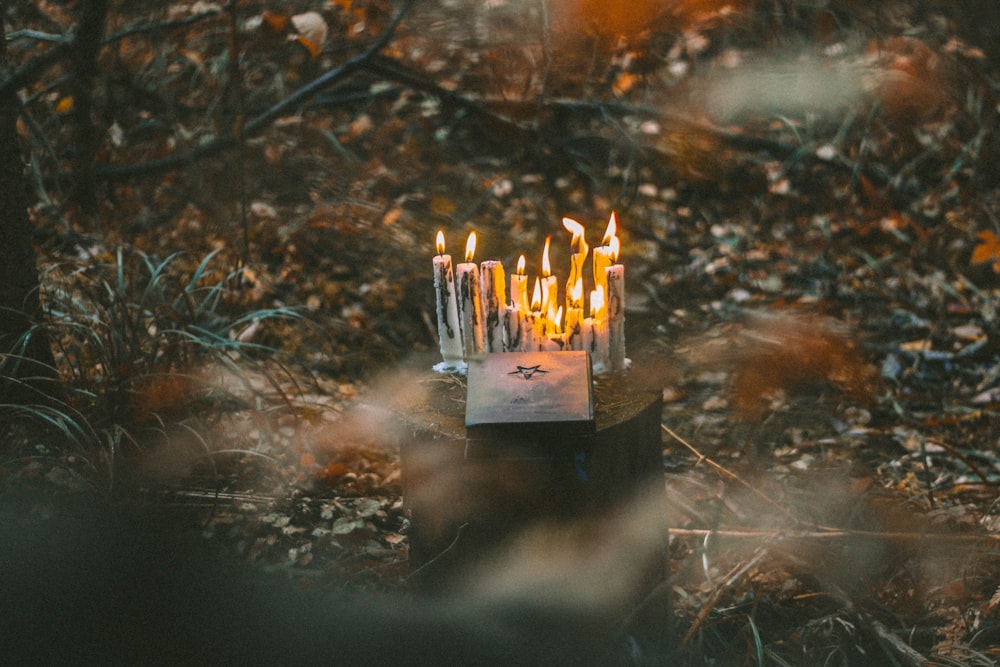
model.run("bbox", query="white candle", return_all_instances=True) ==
[510,255,528,312]
[480,259,506,353]
[432,231,463,369]
[564,278,584,351]
[606,235,626,372]
[584,286,609,373]
[539,236,558,336]
[592,212,616,320]
[562,218,589,311]
[540,334,566,352]
[529,277,545,351]
[502,304,522,352]
[520,308,537,353]
[543,306,566,351]
[456,232,485,359]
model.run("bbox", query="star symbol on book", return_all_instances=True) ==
[509,364,548,380]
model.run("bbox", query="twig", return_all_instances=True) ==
[929,437,996,488]
[405,522,469,584]
[43,0,417,185]
[661,423,824,530]
[680,546,769,651]
[668,526,1000,545]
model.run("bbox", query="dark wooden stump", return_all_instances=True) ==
[398,361,665,589]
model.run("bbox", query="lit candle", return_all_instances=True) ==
[565,278,584,351]
[539,236,558,335]
[456,232,485,359]
[561,217,589,312]
[583,286,609,373]
[432,231,463,370]
[510,255,528,312]
[480,259,506,353]
[592,212,616,320]
[525,277,544,352]
[541,306,566,351]
[502,303,522,352]
[606,235,626,372]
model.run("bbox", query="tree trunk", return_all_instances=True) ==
[0,4,56,403]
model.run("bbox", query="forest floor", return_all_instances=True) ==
[4,1,1000,664]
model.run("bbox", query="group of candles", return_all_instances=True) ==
[432,213,626,374]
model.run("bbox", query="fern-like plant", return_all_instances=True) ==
[2,247,300,493]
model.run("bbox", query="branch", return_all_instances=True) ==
[0,39,74,98]
[55,0,416,184]
[667,526,1000,545]
[68,0,110,214]
[242,0,415,137]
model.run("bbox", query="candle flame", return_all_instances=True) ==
[554,305,563,331]
[531,278,542,311]
[435,230,446,255]
[516,254,526,275]
[541,236,552,277]
[562,217,589,257]
[602,211,618,246]
[465,232,477,262]
[590,286,605,318]
[609,234,620,263]
[570,277,584,305]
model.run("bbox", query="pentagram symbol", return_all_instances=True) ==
[509,364,548,380]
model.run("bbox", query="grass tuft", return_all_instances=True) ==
[3,247,301,493]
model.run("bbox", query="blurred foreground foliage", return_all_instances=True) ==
[3,0,1000,663]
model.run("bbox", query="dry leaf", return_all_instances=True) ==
[55,96,74,114]
[290,11,328,59]
[971,230,1000,272]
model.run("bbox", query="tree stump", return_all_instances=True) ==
[398,354,665,588]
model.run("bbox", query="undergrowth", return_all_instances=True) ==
[1,247,301,494]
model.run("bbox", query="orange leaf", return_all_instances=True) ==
[971,230,1000,272]
[295,35,322,60]
[55,96,74,114]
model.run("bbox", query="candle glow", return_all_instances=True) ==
[510,254,528,311]
[592,212,618,320]
[565,278,584,351]
[562,217,589,311]
[432,230,463,370]
[602,211,617,246]
[539,236,558,333]
[456,231,485,359]
[465,231,477,262]
[480,259,506,353]
[584,286,609,372]
[430,213,624,373]
[606,232,626,371]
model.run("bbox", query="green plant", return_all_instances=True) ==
[2,247,300,493]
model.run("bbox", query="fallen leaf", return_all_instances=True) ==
[971,230,1000,272]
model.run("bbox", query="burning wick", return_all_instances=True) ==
[592,212,617,320]
[432,230,463,371]
[456,231,485,360]
[562,217,589,308]
[565,278,584,351]
[480,253,506,354]
[430,212,626,371]
[584,286,609,372]
[510,254,528,312]
[605,233,626,372]
[539,236,558,336]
